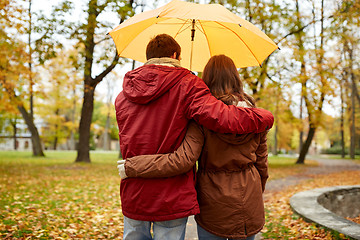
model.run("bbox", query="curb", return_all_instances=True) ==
[290,185,360,240]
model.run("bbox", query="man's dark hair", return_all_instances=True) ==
[146,34,181,60]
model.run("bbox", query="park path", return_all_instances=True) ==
[184,155,360,240]
[264,155,360,193]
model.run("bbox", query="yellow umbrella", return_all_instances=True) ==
[109,0,278,72]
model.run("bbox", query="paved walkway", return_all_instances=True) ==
[184,155,360,240]
[265,156,360,193]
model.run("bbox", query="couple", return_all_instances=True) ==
[115,34,271,240]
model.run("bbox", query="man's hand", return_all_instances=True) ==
[117,160,128,179]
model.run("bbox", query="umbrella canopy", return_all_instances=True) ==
[109,0,278,72]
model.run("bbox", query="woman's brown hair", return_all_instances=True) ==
[202,55,255,107]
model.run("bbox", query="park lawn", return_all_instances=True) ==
[0,151,122,239]
[326,154,360,161]
[0,151,317,239]
[267,156,318,180]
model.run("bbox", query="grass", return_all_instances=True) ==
[0,151,322,238]
[325,154,360,161]
[267,156,318,180]
[0,151,122,239]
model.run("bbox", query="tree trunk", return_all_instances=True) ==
[28,0,34,121]
[75,0,97,163]
[340,120,345,158]
[1,78,44,156]
[68,87,77,150]
[350,78,356,159]
[74,0,128,162]
[299,96,304,152]
[12,120,17,150]
[273,125,278,155]
[53,137,58,150]
[75,84,95,163]
[296,126,316,164]
[350,46,356,159]
[53,108,59,150]
[297,0,325,164]
[17,105,44,156]
[340,79,345,158]
[103,112,110,150]
[295,0,305,154]
[273,95,278,156]
[351,74,360,106]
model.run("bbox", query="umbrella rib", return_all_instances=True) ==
[115,18,165,56]
[214,21,262,66]
[198,20,212,59]
[195,21,205,35]
[116,18,188,57]
[174,19,191,39]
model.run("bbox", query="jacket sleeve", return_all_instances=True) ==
[125,122,204,178]
[184,75,274,134]
[254,131,269,192]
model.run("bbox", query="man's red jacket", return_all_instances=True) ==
[115,64,273,221]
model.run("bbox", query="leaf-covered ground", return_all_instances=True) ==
[262,170,360,240]
[347,216,360,225]
[0,151,358,239]
[0,151,123,239]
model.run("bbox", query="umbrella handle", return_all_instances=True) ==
[191,19,195,41]
[190,19,195,70]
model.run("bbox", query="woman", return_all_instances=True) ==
[118,55,269,240]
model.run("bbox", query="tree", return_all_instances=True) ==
[0,0,44,156]
[236,0,285,99]
[92,97,118,150]
[0,92,21,150]
[264,77,296,155]
[293,0,308,154]
[331,0,360,158]
[296,0,328,164]
[1,0,72,156]
[340,76,346,157]
[74,0,135,162]
[102,75,117,150]
[37,49,82,150]
[205,0,307,156]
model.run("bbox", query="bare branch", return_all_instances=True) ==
[94,35,112,45]
[94,51,119,84]
[276,14,334,45]
[277,20,315,44]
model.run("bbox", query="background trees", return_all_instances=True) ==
[67,0,135,163]
[37,49,82,150]
[1,0,359,162]
[205,0,359,161]
[0,0,45,156]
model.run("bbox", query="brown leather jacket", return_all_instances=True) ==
[125,121,268,238]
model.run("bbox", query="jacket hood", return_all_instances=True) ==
[123,65,190,104]
[213,100,256,145]
[215,132,256,145]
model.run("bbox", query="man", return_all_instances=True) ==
[115,34,273,240]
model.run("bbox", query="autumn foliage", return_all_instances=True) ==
[1,152,359,239]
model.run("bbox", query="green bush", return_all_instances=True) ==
[321,147,360,155]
